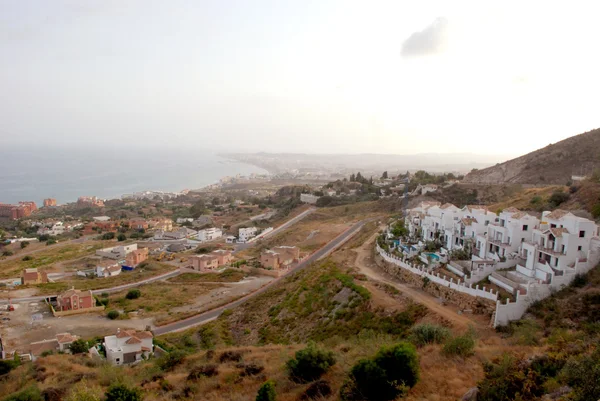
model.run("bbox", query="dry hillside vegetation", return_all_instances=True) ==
[464,127,600,185]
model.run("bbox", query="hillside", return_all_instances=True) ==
[464,128,600,185]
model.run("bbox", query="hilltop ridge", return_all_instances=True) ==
[464,128,600,185]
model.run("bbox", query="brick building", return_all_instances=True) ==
[43,199,57,207]
[56,288,95,311]
[0,201,37,220]
[260,246,300,270]
[21,268,49,285]
[125,248,149,267]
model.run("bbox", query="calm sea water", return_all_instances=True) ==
[0,148,266,205]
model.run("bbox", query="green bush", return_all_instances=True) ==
[104,384,142,401]
[102,232,116,240]
[286,342,336,383]
[22,255,33,261]
[126,289,141,300]
[255,380,276,401]
[69,339,89,354]
[409,323,450,347]
[3,385,43,401]
[2,250,14,257]
[342,342,419,401]
[117,233,127,242]
[0,359,19,375]
[158,350,187,371]
[442,332,475,357]
[477,354,545,401]
[107,310,120,320]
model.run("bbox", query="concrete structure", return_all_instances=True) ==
[225,235,236,244]
[93,216,111,222]
[190,250,233,271]
[260,246,300,269]
[125,248,148,267]
[196,227,223,242]
[0,201,37,220]
[104,329,153,365]
[21,268,48,285]
[238,227,258,243]
[300,193,320,204]
[96,244,138,260]
[154,227,196,240]
[43,198,57,207]
[56,288,95,312]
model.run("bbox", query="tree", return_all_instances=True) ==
[350,173,356,182]
[107,310,120,320]
[548,190,570,207]
[381,171,388,179]
[373,343,419,389]
[255,380,276,401]
[190,199,207,218]
[356,172,363,183]
[69,339,89,354]
[390,222,408,238]
[102,232,115,240]
[104,384,142,401]
[20,241,29,249]
[126,289,141,299]
[117,233,127,242]
[286,342,336,383]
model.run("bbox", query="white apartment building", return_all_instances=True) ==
[196,227,223,242]
[104,329,153,365]
[238,227,258,243]
[96,244,138,260]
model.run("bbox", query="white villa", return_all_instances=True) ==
[238,227,258,243]
[196,227,223,242]
[104,329,153,366]
[96,244,138,260]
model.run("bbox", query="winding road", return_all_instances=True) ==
[154,218,368,335]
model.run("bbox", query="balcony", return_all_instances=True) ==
[539,247,564,257]
[488,238,511,248]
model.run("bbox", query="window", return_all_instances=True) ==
[578,246,582,251]
[561,245,565,254]
[579,230,585,238]
[485,220,489,226]
[551,224,556,228]
[522,225,528,231]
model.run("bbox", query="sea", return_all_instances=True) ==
[0,147,268,205]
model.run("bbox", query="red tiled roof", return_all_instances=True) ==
[546,209,571,220]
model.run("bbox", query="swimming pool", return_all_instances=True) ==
[424,252,440,260]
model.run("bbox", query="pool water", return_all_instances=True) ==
[424,252,440,260]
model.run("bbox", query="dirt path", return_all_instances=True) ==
[353,229,476,328]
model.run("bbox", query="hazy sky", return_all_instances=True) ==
[1,1,599,155]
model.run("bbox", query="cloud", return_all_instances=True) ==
[401,18,449,57]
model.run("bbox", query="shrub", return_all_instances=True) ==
[286,342,336,383]
[3,385,43,401]
[69,339,89,354]
[158,350,187,371]
[530,195,542,205]
[46,239,57,245]
[2,250,14,257]
[548,190,570,207]
[104,384,142,401]
[107,310,120,320]
[342,342,419,401]
[219,350,243,363]
[477,354,545,401]
[117,233,127,242]
[238,363,264,376]
[65,380,103,401]
[409,323,450,347]
[20,241,29,249]
[572,274,589,288]
[562,349,600,401]
[187,364,219,380]
[126,289,141,300]
[255,380,276,401]
[102,232,115,240]
[592,203,600,219]
[0,359,19,375]
[301,380,331,400]
[442,332,475,357]
[22,255,33,261]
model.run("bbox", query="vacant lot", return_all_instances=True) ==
[167,269,246,284]
[0,240,109,279]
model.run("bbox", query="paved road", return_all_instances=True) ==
[233,207,315,252]
[154,218,368,335]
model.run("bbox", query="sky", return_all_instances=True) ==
[1,0,599,156]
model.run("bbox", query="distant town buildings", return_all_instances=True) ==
[104,329,154,365]
[21,268,48,285]
[0,201,37,220]
[77,196,104,208]
[43,198,57,207]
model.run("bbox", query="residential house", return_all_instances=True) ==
[104,329,153,365]
[83,221,118,235]
[238,227,258,243]
[29,333,78,360]
[196,227,223,242]
[260,246,300,269]
[96,262,122,278]
[190,250,233,271]
[125,248,148,267]
[176,217,194,224]
[154,227,197,240]
[93,216,111,222]
[129,219,149,231]
[43,198,57,207]
[225,235,236,244]
[151,219,173,231]
[21,268,48,285]
[96,244,138,260]
[56,288,95,312]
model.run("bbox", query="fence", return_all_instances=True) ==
[376,245,499,302]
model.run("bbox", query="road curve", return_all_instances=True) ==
[154,219,368,335]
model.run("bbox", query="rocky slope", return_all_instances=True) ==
[464,128,600,185]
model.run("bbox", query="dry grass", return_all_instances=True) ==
[167,270,246,284]
[487,185,566,212]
